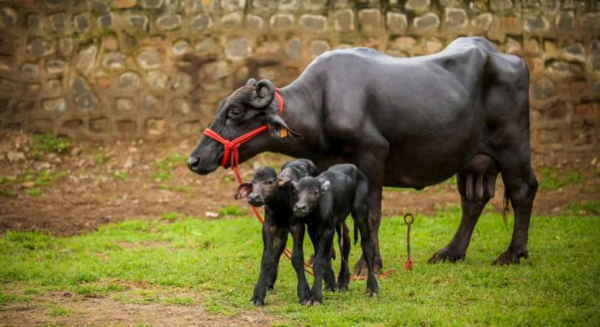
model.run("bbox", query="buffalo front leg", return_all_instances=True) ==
[290,224,311,305]
[429,174,492,263]
[250,223,286,306]
[353,172,384,276]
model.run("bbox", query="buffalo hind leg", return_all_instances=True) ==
[429,174,492,263]
[493,152,537,265]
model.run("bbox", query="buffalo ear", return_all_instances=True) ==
[277,176,291,188]
[320,180,331,193]
[267,114,302,139]
[246,78,257,86]
[234,183,253,199]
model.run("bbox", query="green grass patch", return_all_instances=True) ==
[26,188,42,197]
[33,170,66,187]
[92,149,108,165]
[563,200,600,216]
[0,213,598,325]
[0,190,16,198]
[537,166,583,190]
[30,134,70,154]
[217,205,246,217]
[48,306,71,317]
[160,212,181,221]
[152,153,186,182]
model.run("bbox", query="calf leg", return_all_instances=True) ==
[493,151,538,265]
[307,228,335,305]
[266,228,288,290]
[308,224,336,291]
[290,224,311,305]
[336,223,351,291]
[429,173,492,263]
[250,223,286,306]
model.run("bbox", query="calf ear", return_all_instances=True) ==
[267,114,302,139]
[277,176,291,187]
[320,180,331,192]
[234,183,253,199]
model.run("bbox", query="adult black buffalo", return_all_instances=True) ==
[188,37,537,273]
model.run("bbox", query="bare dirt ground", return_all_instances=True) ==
[0,284,275,327]
[0,130,599,326]
[0,131,598,237]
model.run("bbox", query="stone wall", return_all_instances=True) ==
[0,0,598,151]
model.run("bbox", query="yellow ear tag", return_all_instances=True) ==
[280,128,288,138]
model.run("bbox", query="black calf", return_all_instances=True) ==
[293,164,378,305]
[234,159,322,306]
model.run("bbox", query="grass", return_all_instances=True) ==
[537,166,583,190]
[25,188,42,196]
[217,205,247,217]
[30,134,70,154]
[114,172,130,180]
[152,153,187,182]
[0,211,598,326]
[48,306,71,317]
[563,200,600,216]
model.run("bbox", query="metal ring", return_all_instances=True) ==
[404,213,414,225]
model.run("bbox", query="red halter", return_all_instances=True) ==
[202,88,284,180]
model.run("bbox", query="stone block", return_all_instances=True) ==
[471,13,493,31]
[27,14,41,29]
[533,78,555,101]
[21,63,39,79]
[119,72,141,89]
[46,60,67,74]
[172,40,189,55]
[505,37,521,55]
[146,118,165,135]
[555,11,574,33]
[405,0,430,12]
[301,14,327,32]
[523,39,540,55]
[225,37,251,61]
[413,12,439,31]
[73,12,91,33]
[146,71,169,88]
[58,38,73,55]
[143,95,161,110]
[117,0,136,9]
[117,119,137,134]
[574,103,598,121]
[221,12,242,29]
[203,61,228,80]
[105,35,119,51]
[26,38,53,58]
[98,14,114,30]
[561,43,585,63]
[304,0,327,10]
[335,9,354,32]
[191,14,211,30]
[73,77,98,110]
[128,15,149,31]
[116,98,134,111]
[523,15,550,33]
[286,37,302,59]
[47,79,62,96]
[156,14,182,31]
[173,98,191,115]
[137,50,161,70]
[173,72,192,90]
[178,121,200,136]
[490,0,513,11]
[103,52,126,70]
[444,7,467,29]
[221,0,245,12]
[195,38,218,54]
[90,116,109,133]
[76,45,97,72]
[359,9,380,33]
[49,12,67,31]
[0,79,18,95]
[141,0,163,9]
[580,13,600,32]
[309,40,330,58]
[42,97,66,112]
[245,15,263,31]
[91,0,110,15]
[25,83,41,95]
[386,12,407,33]
[270,13,294,31]
[31,119,54,134]
[546,60,582,78]
[1,8,18,29]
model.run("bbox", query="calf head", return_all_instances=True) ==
[234,167,292,207]
[187,79,298,175]
[292,177,331,218]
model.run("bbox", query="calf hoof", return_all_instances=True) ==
[324,285,336,292]
[249,297,264,307]
[367,291,378,298]
[337,282,349,292]
[305,300,322,307]
[428,247,465,264]
[353,258,383,276]
[299,298,310,306]
[492,249,529,266]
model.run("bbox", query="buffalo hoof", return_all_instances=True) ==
[337,280,349,292]
[492,249,529,266]
[249,297,264,307]
[428,248,465,263]
[353,257,383,276]
[324,285,336,292]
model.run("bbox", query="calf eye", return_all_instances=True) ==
[228,108,242,118]
[313,189,319,195]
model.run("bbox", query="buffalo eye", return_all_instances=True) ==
[313,189,319,195]
[228,107,242,118]
[265,180,274,185]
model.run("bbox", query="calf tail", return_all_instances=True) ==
[502,189,510,228]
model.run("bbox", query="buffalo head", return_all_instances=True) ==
[187,78,297,175]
